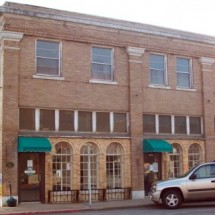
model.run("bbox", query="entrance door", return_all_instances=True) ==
[144,153,161,195]
[18,153,45,202]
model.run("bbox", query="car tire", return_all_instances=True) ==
[162,190,182,209]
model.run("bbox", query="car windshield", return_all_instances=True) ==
[177,164,199,178]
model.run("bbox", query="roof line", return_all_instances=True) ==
[1,2,215,45]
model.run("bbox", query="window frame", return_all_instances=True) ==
[80,143,99,190]
[52,142,71,191]
[169,143,183,178]
[149,53,168,86]
[176,56,192,89]
[106,143,123,189]
[91,46,114,82]
[35,39,61,77]
[188,143,203,169]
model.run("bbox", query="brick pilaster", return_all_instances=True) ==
[127,46,145,199]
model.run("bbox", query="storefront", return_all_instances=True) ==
[143,139,173,195]
[18,137,52,203]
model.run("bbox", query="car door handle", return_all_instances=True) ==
[211,180,215,183]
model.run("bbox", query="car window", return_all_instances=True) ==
[194,164,215,179]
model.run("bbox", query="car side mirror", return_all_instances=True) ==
[189,173,197,180]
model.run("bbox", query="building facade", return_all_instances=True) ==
[0,1,215,206]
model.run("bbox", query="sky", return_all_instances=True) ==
[0,0,215,36]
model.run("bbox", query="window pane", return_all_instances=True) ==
[92,64,111,80]
[78,111,92,132]
[40,109,55,131]
[177,57,190,88]
[177,73,190,88]
[159,115,171,133]
[92,47,113,81]
[143,114,156,133]
[175,116,186,134]
[59,110,74,131]
[96,112,110,132]
[150,69,165,85]
[114,113,127,133]
[150,54,165,85]
[190,117,201,134]
[19,108,35,130]
[36,40,60,76]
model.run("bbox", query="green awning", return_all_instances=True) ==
[18,137,52,152]
[143,139,173,153]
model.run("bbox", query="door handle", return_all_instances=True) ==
[211,180,215,183]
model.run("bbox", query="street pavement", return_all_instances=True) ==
[0,198,149,215]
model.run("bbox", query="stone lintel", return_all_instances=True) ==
[126,46,145,56]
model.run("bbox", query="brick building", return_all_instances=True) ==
[0,1,215,206]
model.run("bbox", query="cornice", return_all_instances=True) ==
[199,57,215,66]
[0,30,23,41]
[1,3,215,45]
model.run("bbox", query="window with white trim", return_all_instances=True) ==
[169,143,182,178]
[143,114,202,135]
[188,143,202,169]
[149,54,167,85]
[176,57,191,88]
[36,40,60,76]
[52,142,71,191]
[80,143,98,189]
[106,143,123,189]
[91,47,113,81]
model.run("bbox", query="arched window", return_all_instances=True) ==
[106,143,123,189]
[52,142,71,191]
[188,143,202,169]
[80,143,98,190]
[169,143,182,178]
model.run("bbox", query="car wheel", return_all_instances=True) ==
[162,190,182,209]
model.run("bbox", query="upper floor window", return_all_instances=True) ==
[78,111,92,132]
[190,117,201,134]
[19,108,35,130]
[149,54,167,86]
[143,114,156,133]
[159,115,171,133]
[91,47,113,81]
[113,113,127,133]
[40,109,55,131]
[36,40,60,76]
[59,110,74,131]
[175,116,186,134]
[96,112,110,132]
[143,114,202,136]
[176,57,191,88]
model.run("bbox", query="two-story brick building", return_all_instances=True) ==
[0,1,215,206]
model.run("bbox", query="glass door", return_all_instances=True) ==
[19,153,45,202]
[144,153,161,195]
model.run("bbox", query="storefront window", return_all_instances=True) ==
[106,143,123,189]
[169,143,182,178]
[52,142,71,191]
[80,143,98,189]
[188,143,202,169]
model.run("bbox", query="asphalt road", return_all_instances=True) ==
[54,201,215,215]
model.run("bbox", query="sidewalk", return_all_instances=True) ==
[0,198,151,215]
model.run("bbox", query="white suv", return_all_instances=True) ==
[149,162,215,209]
